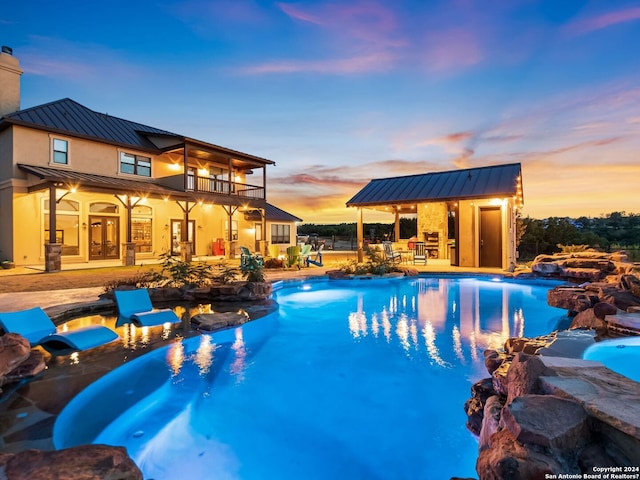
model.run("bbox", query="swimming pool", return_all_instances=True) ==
[54,276,563,479]
[583,336,640,383]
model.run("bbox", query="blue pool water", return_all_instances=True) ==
[54,276,563,479]
[583,336,640,383]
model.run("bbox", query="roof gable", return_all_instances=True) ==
[346,163,523,206]
[2,98,181,151]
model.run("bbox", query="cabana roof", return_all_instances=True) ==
[346,163,523,208]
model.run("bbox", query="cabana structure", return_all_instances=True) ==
[346,164,524,270]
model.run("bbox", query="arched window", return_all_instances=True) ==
[90,202,119,214]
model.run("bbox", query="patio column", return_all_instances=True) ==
[44,184,62,272]
[357,207,364,263]
[394,209,400,241]
[115,194,141,266]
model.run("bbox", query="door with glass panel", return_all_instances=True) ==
[171,219,195,256]
[89,216,120,260]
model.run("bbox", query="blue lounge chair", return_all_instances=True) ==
[113,288,180,327]
[0,307,118,356]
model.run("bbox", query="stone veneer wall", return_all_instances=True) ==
[417,202,447,259]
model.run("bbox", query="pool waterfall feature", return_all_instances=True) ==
[54,275,568,479]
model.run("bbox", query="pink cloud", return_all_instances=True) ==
[565,7,640,35]
[420,28,485,73]
[240,52,395,75]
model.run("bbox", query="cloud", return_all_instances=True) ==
[239,52,395,75]
[564,7,640,36]
[19,36,145,83]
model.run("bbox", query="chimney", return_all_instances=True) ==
[0,46,23,117]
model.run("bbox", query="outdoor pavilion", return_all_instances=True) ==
[346,163,524,270]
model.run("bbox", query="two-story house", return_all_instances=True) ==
[0,47,300,271]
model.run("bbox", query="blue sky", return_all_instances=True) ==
[3,0,640,223]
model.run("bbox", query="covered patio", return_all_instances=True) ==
[346,163,524,270]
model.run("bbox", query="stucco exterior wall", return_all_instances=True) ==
[457,199,476,267]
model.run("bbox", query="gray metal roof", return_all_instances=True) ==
[18,163,188,198]
[3,98,179,151]
[244,203,303,223]
[346,163,523,207]
[1,98,275,166]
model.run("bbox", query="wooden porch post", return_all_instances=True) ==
[394,208,400,241]
[44,184,62,272]
[357,207,364,263]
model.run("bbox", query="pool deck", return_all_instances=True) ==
[0,256,507,312]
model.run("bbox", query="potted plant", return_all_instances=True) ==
[1,260,16,269]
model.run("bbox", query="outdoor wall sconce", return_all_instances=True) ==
[56,186,77,203]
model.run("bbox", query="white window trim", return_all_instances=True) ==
[117,148,152,177]
[49,135,71,167]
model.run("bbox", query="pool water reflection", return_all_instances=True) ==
[55,276,563,480]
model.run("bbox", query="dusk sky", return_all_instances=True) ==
[3,1,640,224]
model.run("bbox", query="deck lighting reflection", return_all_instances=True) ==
[230,329,247,381]
[452,325,464,362]
[195,336,215,375]
[302,284,312,291]
[396,316,410,351]
[167,342,185,377]
[69,352,80,365]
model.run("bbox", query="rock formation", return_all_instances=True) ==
[0,333,46,394]
[0,444,142,479]
[465,337,640,479]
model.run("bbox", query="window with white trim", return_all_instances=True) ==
[120,152,151,177]
[52,138,68,165]
[271,224,290,244]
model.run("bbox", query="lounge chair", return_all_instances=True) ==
[113,288,181,327]
[382,241,402,264]
[413,242,427,265]
[0,307,119,355]
[240,246,264,270]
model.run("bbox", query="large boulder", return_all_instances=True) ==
[0,444,142,480]
[476,429,567,480]
[465,377,497,435]
[505,353,553,405]
[0,333,31,376]
[499,395,590,452]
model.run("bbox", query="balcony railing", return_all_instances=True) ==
[189,175,265,200]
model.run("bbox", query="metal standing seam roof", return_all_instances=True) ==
[244,203,303,223]
[17,164,303,221]
[1,98,276,166]
[18,164,190,198]
[346,163,523,206]
[2,98,179,151]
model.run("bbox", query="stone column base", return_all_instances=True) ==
[44,243,62,273]
[122,242,136,266]
[225,240,237,260]
[180,241,193,263]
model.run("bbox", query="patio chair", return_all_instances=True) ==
[382,241,401,264]
[286,245,301,269]
[267,244,280,258]
[113,288,181,327]
[299,244,312,267]
[306,243,324,267]
[0,307,119,356]
[413,241,428,265]
[240,246,264,270]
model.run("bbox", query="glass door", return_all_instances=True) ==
[89,216,119,260]
[171,219,195,256]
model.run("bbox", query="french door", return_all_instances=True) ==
[89,216,119,260]
[171,219,195,256]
